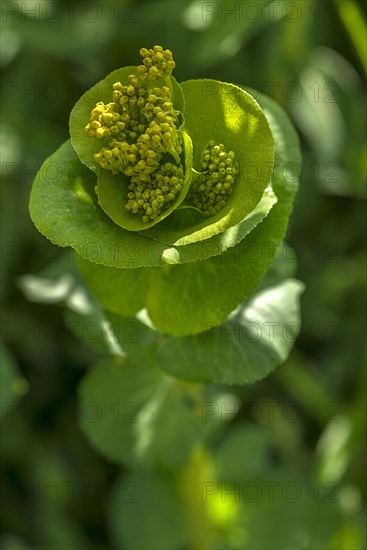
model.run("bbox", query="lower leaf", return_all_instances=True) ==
[78,355,206,467]
[157,279,305,384]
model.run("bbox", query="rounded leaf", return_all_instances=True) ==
[29,140,274,270]
[78,355,205,467]
[144,80,275,245]
[157,279,305,384]
[76,91,301,336]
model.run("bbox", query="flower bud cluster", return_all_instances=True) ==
[126,162,184,223]
[189,141,238,217]
[137,45,176,81]
[85,46,183,223]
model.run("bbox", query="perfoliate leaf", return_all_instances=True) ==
[28,140,171,268]
[29,140,273,269]
[144,79,274,245]
[145,89,302,335]
[31,87,301,336]
[76,258,150,318]
[142,185,277,258]
[156,279,305,384]
[142,92,302,335]
[76,186,276,320]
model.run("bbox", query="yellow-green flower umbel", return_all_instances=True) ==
[189,141,238,216]
[85,45,184,222]
[85,45,238,223]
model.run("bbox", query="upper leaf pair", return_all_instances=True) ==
[30,46,275,269]
[29,45,301,336]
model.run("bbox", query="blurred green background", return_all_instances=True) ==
[1,1,366,549]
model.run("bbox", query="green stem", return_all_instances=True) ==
[176,382,215,550]
[169,147,181,165]
[179,447,215,550]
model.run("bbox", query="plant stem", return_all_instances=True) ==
[179,447,215,550]
[176,382,215,550]
[169,147,181,165]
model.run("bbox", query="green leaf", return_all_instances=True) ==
[31,90,300,335]
[29,140,174,269]
[76,187,276,321]
[77,255,150,318]
[78,356,161,467]
[258,241,298,290]
[17,251,124,356]
[17,258,77,305]
[29,140,273,270]
[105,313,159,369]
[144,89,302,335]
[97,130,193,231]
[156,279,304,384]
[78,354,205,467]
[131,378,205,468]
[109,471,187,550]
[144,80,274,245]
[67,305,157,367]
[69,67,185,172]
[143,184,277,257]
[70,73,273,242]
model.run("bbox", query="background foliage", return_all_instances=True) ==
[1,1,366,548]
